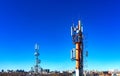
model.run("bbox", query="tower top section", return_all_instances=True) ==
[71,20,83,44]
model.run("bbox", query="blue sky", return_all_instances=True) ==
[0,0,120,71]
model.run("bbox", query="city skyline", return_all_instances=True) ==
[0,0,120,71]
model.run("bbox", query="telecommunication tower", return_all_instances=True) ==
[34,43,40,74]
[71,20,83,76]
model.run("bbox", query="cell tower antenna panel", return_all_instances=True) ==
[81,26,83,33]
[71,48,76,60]
[78,20,81,31]
[71,26,73,36]
[35,43,39,50]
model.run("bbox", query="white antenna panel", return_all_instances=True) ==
[35,43,39,50]
[81,26,83,32]
[71,26,73,36]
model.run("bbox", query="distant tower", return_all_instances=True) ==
[34,43,40,74]
[71,20,83,76]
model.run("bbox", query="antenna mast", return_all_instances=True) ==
[71,20,83,76]
[34,43,40,75]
